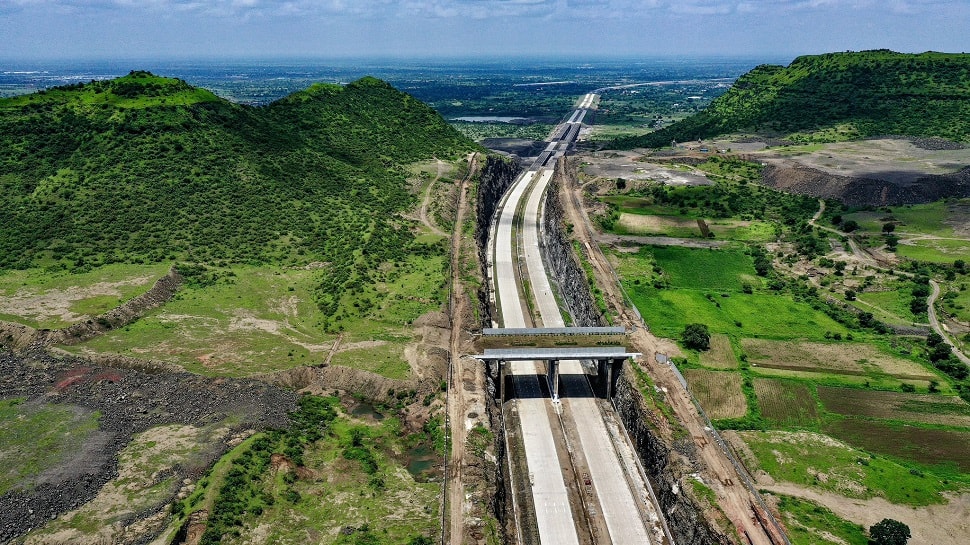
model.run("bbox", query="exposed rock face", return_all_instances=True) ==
[762,164,970,206]
[542,176,605,328]
[476,156,519,328]
[613,374,735,545]
[472,154,521,544]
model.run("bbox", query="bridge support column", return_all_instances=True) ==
[498,360,506,404]
[596,358,625,399]
[546,359,560,401]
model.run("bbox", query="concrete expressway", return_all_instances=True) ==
[490,93,665,544]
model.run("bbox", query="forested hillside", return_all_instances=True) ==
[0,70,476,317]
[615,50,970,148]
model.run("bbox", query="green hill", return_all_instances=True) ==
[0,70,476,317]
[615,50,970,148]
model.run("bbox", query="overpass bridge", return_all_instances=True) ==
[475,327,640,400]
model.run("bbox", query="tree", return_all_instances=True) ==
[845,289,856,301]
[682,323,711,351]
[885,234,899,250]
[870,518,910,545]
[841,219,859,232]
[882,222,896,233]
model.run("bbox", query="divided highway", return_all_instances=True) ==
[489,93,664,544]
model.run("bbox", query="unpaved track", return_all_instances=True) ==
[558,158,783,545]
[928,280,970,367]
[810,200,969,365]
[420,159,449,237]
[447,153,477,545]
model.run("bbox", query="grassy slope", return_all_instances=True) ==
[0,71,476,322]
[615,50,970,148]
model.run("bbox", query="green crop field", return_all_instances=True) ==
[639,246,759,291]
[626,287,847,340]
[818,387,970,428]
[891,201,962,238]
[754,379,819,428]
[823,418,970,473]
[895,238,970,264]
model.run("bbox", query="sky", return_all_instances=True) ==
[0,0,967,60]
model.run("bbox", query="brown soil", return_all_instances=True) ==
[761,484,970,545]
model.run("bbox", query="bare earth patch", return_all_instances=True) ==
[762,485,970,545]
[0,276,155,327]
[699,334,737,369]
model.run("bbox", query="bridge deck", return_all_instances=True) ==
[483,326,626,336]
[475,347,639,361]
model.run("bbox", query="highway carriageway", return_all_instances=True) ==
[486,92,670,545]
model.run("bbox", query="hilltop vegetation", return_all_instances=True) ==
[615,50,970,148]
[0,70,475,321]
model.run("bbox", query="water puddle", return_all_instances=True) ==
[349,401,385,421]
[406,444,440,481]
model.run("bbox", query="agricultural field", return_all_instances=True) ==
[741,339,939,385]
[699,334,737,369]
[613,213,702,238]
[842,200,968,239]
[683,369,747,419]
[822,419,970,473]
[818,387,970,428]
[895,238,970,264]
[615,247,845,346]
[0,263,171,329]
[597,161,970,536]
[754,379,819,428]
[626,287,848,341]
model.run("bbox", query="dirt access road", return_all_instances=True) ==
[447,153,479,545]
[556,158,786,545]
[809,199,970,365]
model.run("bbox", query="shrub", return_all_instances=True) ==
[682,323,711,351]
[870,518,910,545]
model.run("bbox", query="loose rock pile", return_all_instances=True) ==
[0,349,297,543]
